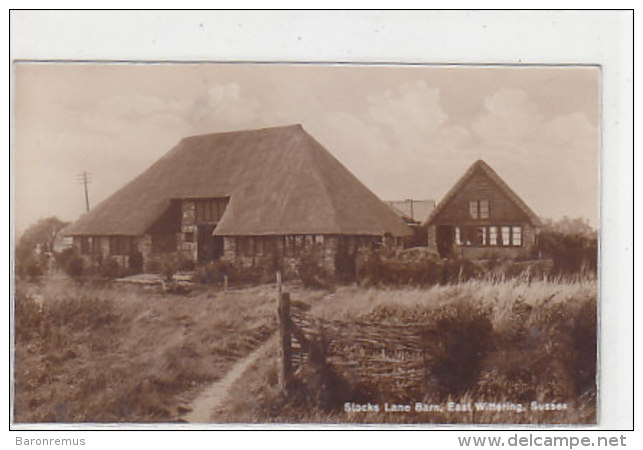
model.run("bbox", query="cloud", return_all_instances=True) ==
[472,88,544,144]
[367,79,448,139]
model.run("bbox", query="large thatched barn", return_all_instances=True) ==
[424,160,541,259]
[65,125,412,274]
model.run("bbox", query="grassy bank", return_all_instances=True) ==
[13,278,278,423]
[218,279,597,424]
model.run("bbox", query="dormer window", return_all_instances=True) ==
[469,199,490,219]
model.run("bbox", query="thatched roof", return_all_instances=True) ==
[424,159,541,227]
[66,125,412,237]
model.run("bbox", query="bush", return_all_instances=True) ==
[537,231,597,276]
[426,300,493,397]
[144,253,194,280]
[100,257,124,279]
[297,248,333,289]
[23,254,44,280]
[64,254,85,279]
[129,252,144,274]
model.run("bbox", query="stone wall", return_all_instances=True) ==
[180,200,197,261]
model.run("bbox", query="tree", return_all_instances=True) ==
[15,216,69,278]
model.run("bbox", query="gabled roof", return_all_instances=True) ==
[423,160,541,227]
[65,125,412,237]
[388,199,436,224]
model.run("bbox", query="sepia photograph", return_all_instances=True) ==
[11,61,601,426]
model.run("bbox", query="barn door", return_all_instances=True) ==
[197,224,222,263]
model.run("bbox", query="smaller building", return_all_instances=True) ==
[387,199,436,225]
[388,199,435,247]
[424,160,541,259]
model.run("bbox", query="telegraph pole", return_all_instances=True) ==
[77,171,91,212]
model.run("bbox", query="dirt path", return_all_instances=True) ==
[183,335,275,423]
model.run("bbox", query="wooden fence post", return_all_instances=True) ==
[278,285,293,392]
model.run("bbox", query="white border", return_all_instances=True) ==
[6,8,634,447]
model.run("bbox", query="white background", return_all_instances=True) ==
[5,7,635,449]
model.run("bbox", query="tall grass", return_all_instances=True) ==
[219,279,597,424]
[13,280,277,423]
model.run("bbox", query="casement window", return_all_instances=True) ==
[283,235,315,257]
[80,237,91,254]
[479,200,489,219]
[512,226,522,247]
[242,237,255,257]
[478,227,487,246]
[283,236,294,257]
[469,200,479,219]
[468,199,490,220]
[79,236,102,255]
[195,198,228,223]
[455,224,523,247]
[109,236,135,255]
[489,226,498,246]
[91,236,102,254]
[501,226,511,246]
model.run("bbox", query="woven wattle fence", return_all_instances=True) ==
[281,294,440,400]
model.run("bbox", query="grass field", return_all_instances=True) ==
[13,277,277,423]
[13,276,597,424]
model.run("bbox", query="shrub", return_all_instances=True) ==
[129,252,144,274]
[64,254,85,279]
[23,254,44,280]
[100,257,123,279]
[297,248,333,289]
[144,253,194,280]
[425,300,493,397]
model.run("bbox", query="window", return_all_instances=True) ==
[242,238,255,257]
[479,200,489,219]
[512,226,522,247]
[489,226,498,246]
[110,236,135,255]
[469,199,490,220]
[501,226,511,246]
[469,200,478,219]
[478,227,487,246]
[80,237,91,254]
[91,236,102,254]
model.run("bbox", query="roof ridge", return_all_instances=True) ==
[180,124,303,142]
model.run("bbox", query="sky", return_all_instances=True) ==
[13,63,600,235]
